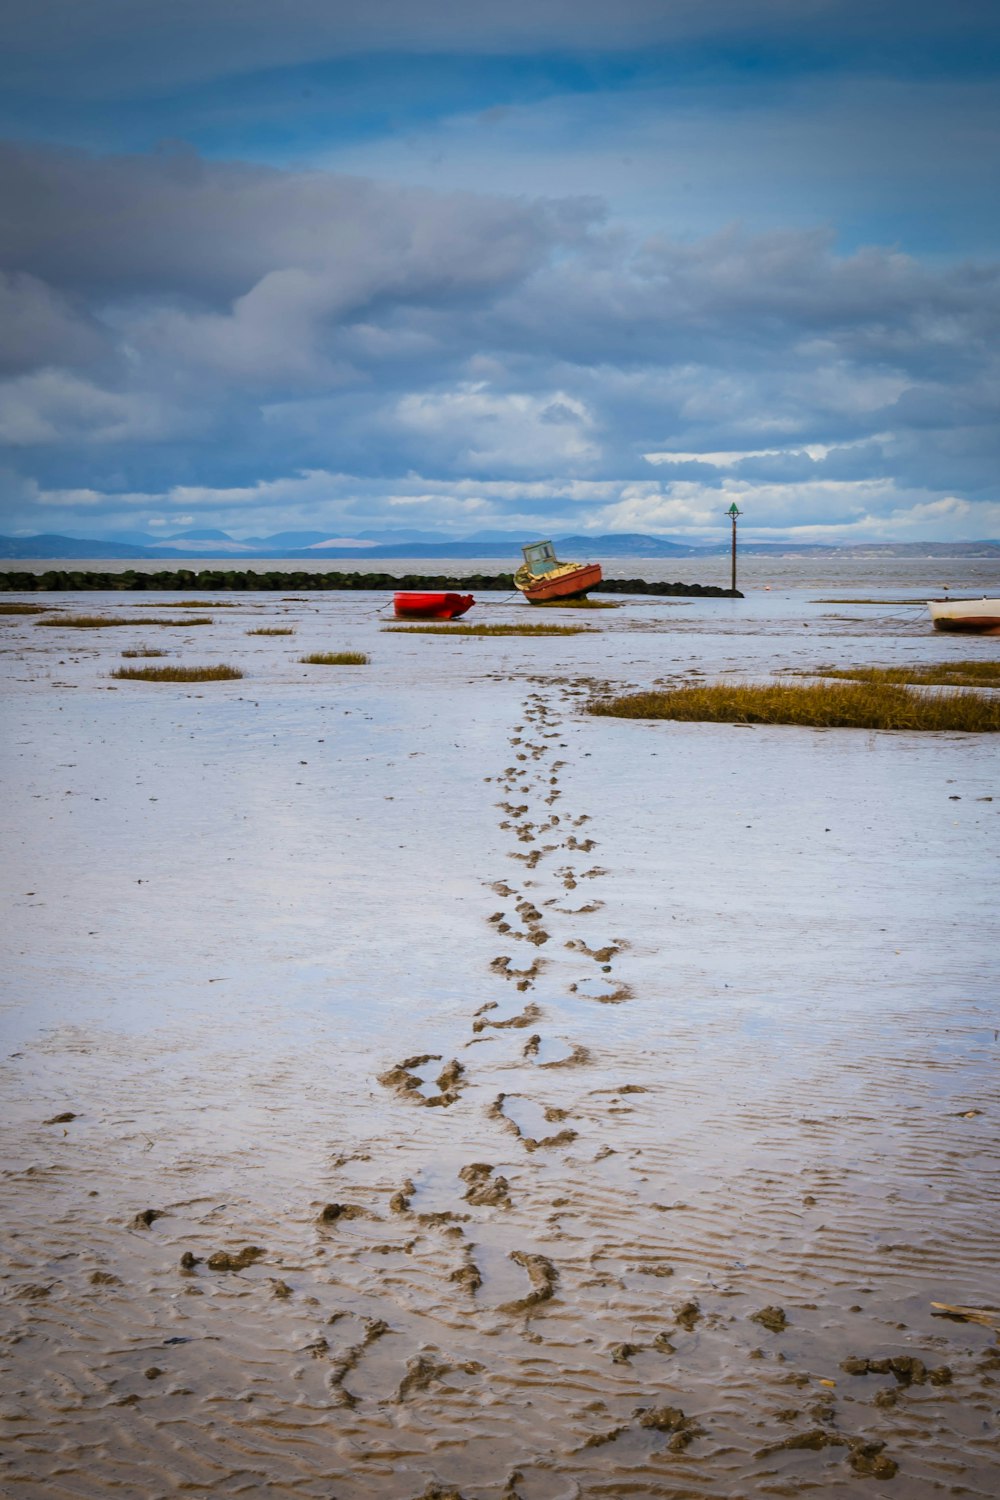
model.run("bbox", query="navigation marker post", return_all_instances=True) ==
[727,502,742,593]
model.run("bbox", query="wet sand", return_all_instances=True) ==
[1,587,998,1498]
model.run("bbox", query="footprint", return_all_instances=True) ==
[472,1000,541,1034]
[489,1093,578,1151]
[378,1055,466,1107]
[326,1316,391,1407]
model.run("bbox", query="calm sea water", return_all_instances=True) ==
[23,553,1000,595]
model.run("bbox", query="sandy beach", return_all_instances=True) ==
[1,579,998,1499]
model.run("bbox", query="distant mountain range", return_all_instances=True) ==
[1,529,999,561]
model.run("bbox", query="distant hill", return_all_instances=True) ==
[1,531,998,562]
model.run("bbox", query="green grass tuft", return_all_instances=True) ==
[112,664,244,682]
[589,679,1000,732]
[299,651,369,665]
[247,626,296,636]
[384,622,593,636]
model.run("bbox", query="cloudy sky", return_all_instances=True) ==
[1,0,998,544]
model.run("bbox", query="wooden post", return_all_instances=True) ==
[727,503,741,592]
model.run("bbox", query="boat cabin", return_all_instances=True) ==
[521,540,559,576]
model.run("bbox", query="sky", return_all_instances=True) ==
[1,0,999,546]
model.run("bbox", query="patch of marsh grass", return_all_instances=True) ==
[247,626,296,635]
[384,622,593,636]
[0,602,49,614]
[589,679,1000,732]
[121,647,167,658]
[36,614,134,628]
[817,660,1000,689]
[36,614,213,628]
[112,664,244,682]
[299,651,369,665]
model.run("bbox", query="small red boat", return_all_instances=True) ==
[393,590,475,620]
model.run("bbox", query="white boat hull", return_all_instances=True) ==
[927,598,1000,633]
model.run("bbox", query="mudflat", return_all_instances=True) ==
[1,587,998,1499]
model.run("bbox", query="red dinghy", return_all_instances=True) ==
[393,591,475,620]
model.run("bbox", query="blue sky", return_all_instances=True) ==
[1,1,998,544]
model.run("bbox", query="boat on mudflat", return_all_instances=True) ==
[393,590,475,620]
[927,597,1000,633]
[513,539,603,604]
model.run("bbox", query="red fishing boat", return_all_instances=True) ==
[393,590,475,620]
[513,540,603,603]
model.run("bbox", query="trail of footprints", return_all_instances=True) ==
[161,687,653,1481]
[354,691,640,1402]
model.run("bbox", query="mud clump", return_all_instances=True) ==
[583,1425,628,1448]
[841,1354,947,1386]
[756,1429,844,1456]
[499,1251,558,1315]
[474,1002,541,1034]
[378,1053,439,1094]
[751,1305,788,1333]
[490,955,544,983]
[390,1179,415,1214]
[207,1246,265,1271]
[848,1439,899,1478]
[395,1350,485,1402]
[318,1203,372,1224]
[674,1299,702,1330]
[130,1208,166,1229]
[459,1162,512,1208]
[636,1405,704,1451]
[44,1111,77,1124]
[610,1341,641,1364]
[428,1059,465,1104]
[449,1251,483,1295]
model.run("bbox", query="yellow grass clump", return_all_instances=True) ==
[385,622,593,636]
[121,648,167,658]
[817,660,1000,689]
[300,651,369,665]
[36,614,213,628]
[589,679,1000,732]
[112,664,244,682]
[247,626,296,636]
[0,602,50,614]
